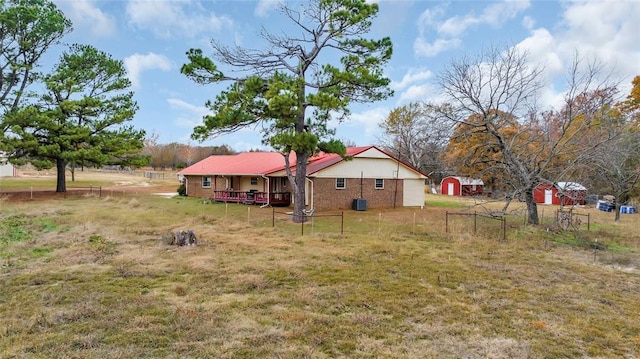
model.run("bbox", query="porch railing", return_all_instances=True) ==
[212,190,291,206]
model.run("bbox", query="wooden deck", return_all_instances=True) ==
[212,190,291,206]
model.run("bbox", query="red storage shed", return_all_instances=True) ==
[534,182,587,205]
[441,176,484,196]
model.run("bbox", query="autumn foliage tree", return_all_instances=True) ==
[438,46,618,225]
[441,110,521,196]
[379,102,452,183]
[181,0,392,222]
[585,76,640,220]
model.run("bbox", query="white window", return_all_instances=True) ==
[335,178,346,189]
[202,176,211,188]
[250,177,258,185]
[375,178,384,189]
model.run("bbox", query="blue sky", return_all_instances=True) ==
[48,0,640,151]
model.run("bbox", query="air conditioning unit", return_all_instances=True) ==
[352,198,367,211]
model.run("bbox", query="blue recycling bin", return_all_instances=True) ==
[621,206,636,214]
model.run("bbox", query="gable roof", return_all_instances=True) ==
[178,152,292,176]
[178,146,428,178]
[305,146,428,177]
[444,176,484,186]
[556,181,587,191]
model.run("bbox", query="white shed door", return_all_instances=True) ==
[544,189,553,205]
[447,183,454,196]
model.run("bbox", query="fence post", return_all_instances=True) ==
[272,207,275,228]
[301,214,304,236]
[502,216,507,241]
[341,211,344,235]
[413,212,416,233]
[247,207,251,224]
[587,213,590,232]
[99,186,102,198]
[445,211,448,233]
[473,211,477,234]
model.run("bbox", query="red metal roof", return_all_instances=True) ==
[178,152,292,176]
[178,145,428,178]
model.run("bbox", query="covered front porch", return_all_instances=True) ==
[213,190,291,206]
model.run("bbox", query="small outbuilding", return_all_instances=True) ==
[534,182,587,205]
[440,176,484,196]
[0,154,16,177]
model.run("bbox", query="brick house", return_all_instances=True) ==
[178,146,429,210]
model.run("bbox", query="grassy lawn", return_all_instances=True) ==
[1,184,639,357]
[0,169,177,191]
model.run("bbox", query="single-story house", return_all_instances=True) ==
[0,154,17,177]
[440,176,484,196]
[533,182,587,205]
[178,146,429,210]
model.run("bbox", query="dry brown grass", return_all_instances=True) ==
[0,188,639,358]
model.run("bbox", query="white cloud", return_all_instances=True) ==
[417,5,447,34]
[254,0,282,17]
[398,84,435,103]
[522,16,535,30]
[391,68,433,90]
[167,98,209,119]
[54,0,116,38]
[414,37,460,57]
[338,107,390,140]
[514,0,640,106]
[415,0,530,57]
[124,53,172,88]
[515,28,563,76]
[125,0,233,38]
[557,0,640,80]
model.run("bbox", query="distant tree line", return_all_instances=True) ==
[143,133,234,170]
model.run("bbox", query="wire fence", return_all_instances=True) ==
[271,209,344,235]
[0,185,160,201]
[445,211,507,240]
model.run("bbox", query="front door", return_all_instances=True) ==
[544,189,552,205]
[447,183,454,196]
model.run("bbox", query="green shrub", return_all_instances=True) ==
[177,183,187,196]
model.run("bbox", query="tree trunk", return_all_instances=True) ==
[292,151,309,223]
[56,158,67,192]
[524,187,539,225]
[71,162,76,182]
